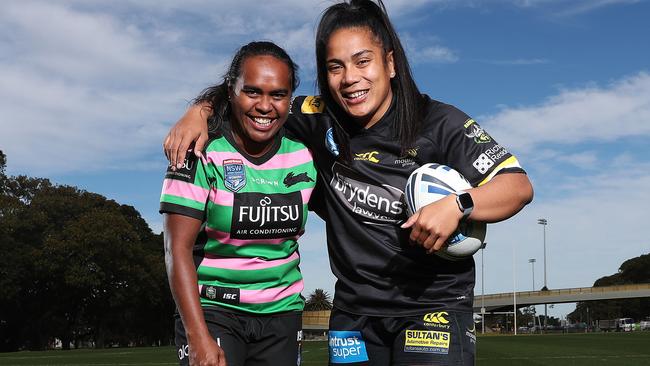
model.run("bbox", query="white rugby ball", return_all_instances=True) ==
[404,163,486,260]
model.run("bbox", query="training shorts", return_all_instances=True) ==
[175,308,302,366]
[327,307,475,365]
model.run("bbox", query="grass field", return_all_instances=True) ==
[2,332,650,365]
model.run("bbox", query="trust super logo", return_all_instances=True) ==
[223,159,246,192]
[301,96,325,114]
[404,330,450,354]
[329,331,369,364]
[354,151,380,163]
[464,119,492,144]
[423,312,451,329]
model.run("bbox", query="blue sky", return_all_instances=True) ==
[2,0,649,319]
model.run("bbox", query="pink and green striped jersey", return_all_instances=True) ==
[160,129,316,314]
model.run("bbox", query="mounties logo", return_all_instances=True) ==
[330,162,405,225]
[231,192,303,239]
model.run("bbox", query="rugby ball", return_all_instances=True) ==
[404,163,486,260]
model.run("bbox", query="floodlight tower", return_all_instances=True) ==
[537,218,548,331]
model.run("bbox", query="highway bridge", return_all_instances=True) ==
[302,284,650,330]
[473,283,650,313]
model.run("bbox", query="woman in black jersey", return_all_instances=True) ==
[164,1,533,365]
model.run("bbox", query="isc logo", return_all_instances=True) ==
[423,312,449,324]
[223,293,238,300]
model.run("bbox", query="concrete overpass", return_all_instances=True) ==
[473,283,650,313]
[302,284,650,329]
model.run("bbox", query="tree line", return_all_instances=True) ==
[0,151,175,351]
[568,252,650,324]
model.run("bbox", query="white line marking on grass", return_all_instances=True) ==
[478,354,650,360]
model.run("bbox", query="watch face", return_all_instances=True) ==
[458,193,474,209]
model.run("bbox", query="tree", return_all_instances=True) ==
[0,152,173,351]
[305,289,333,311]
[568,253,650,324]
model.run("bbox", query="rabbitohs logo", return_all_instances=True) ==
[330,162,405,225]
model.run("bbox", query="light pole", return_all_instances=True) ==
[528,258,537,331]
[513,241,517,335]
[537,218,548,331]
[481,242,487,334]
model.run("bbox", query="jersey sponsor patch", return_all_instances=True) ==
[354,151,380,163]
[464,119,492,144]
[404,330,450,354]
[325,128,340,157]
[202,285,240,305]
[165,155,198,182]
[231,192,303,239]
[329,331,369,364]
[330,162,405,225]
[223,159,246,192]
[301,96,325,114]
[423,311,452,329]
[472,144,510,174]
[283,171,314,187]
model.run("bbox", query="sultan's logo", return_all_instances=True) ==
[354,151,380,163]
[423,312,450,328]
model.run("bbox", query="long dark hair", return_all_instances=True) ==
[315,0,424,159]
[194,41,300,134]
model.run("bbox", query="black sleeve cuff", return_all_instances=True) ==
[159,202,204,221]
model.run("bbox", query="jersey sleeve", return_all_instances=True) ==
[159,153,212,220]
[285,95,324,144]
[424,103,525,187]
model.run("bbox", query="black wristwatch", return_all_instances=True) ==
[455,191,474,220]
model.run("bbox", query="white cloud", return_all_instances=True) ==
[402,34,459,64]
[483,163,650,294]
[486,58,550,65]
[483,72,650,153]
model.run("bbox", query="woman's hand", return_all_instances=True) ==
[164,103,211,170]
[188,336,227,366]
[401,194,463,254]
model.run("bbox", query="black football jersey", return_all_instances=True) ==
[286,95,525,316]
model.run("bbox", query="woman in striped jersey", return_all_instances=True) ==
[160,41,317,366]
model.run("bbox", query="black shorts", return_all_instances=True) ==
[328,308,475,366]
[175,308,302,366]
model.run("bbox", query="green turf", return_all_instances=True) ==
[1,332,650,365]
[477,332,650,366]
